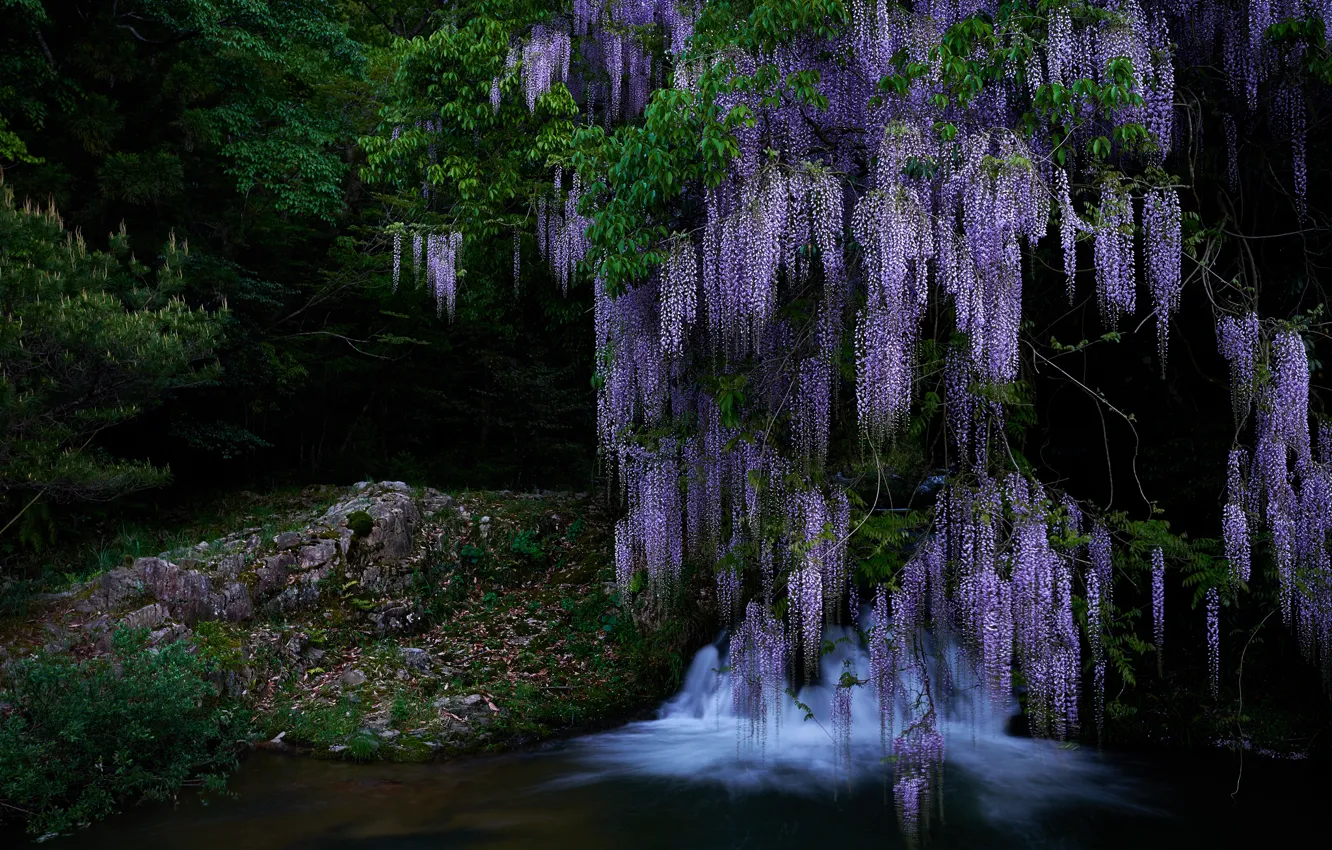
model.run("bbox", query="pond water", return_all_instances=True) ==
[46,637,1326,849]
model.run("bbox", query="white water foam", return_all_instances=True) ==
[561,625,1157,829]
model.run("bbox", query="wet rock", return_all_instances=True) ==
[341,668,368,688]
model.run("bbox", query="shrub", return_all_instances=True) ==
[0,628,249,835]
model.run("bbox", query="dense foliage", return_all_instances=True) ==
[0,185,224,514]
[0,628,248,835]
[0,1,596,547]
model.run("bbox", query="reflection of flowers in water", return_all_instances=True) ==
[893,720,944,843]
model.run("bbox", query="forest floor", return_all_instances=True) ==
[0,484,699,763]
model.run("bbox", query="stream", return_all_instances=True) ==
[49,636,1325,848]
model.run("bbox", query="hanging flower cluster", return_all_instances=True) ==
[377,0,1332,839]
[1216,322,1332,671]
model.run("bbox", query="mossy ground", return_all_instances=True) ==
[246,491,703,761]
[2,486,704,768]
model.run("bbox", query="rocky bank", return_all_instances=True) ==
[0,483,687,761]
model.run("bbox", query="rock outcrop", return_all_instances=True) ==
[68,482,459,646]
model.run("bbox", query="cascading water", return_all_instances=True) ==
[57,628,1322,850]
[568,624,1150,830]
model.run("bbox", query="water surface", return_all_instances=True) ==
[46,637,1326,849]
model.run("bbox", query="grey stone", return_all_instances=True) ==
[378,729,400,741]
[341,668,367,688]
[216,582,253,621]
[328,744,348,753]
[284,635,306,658]
[94,567,146,609]
[176,570,215,623]
[460,693,485,707]
[379,481,411,493]
[421,488,455,516]
[399,647,433,671]
[298,540,337,569]
[361,714,390,732]
[369,602,415,634]
[216,553,248,579]
[274,531,302,550]
[364,494,421,561]
[148,624,189,645]
[121,603,169,631]
[255,553,294,594]
[135,557,181,600]
[265,570,324,613]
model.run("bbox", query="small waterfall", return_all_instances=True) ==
[569,625,1151,827]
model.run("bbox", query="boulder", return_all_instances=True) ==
[421,488,455,516]
[121,603,169,632]
[400,647,433,671]
[362,492,420,562]
[368,602,415,635]
[136,557,182,600]
[216,553,248,579]
[93,567,146,610]
[216,582,254,621]
[298,540,338,570]
[274,531,302,550]
[255,553,294,594]
[341,668,367,688]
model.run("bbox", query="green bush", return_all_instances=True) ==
[0,628,250,835]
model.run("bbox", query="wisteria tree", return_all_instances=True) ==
[363,0,1330,837]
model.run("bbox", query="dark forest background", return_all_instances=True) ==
[0,0,1323,578]
[0,1,604,576]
